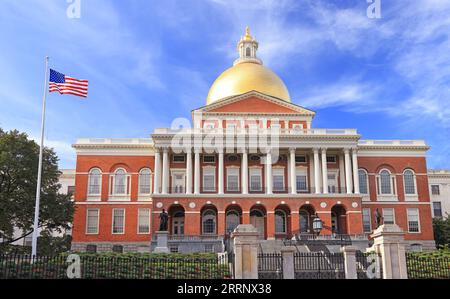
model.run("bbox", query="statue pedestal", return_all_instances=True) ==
[153,231,169,253]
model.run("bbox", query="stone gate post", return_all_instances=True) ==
[341,246,358,279]
[281,246,296,279]
[231,224,260,279]
[370,224,408,279]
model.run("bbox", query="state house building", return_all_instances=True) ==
[71,28,435,253]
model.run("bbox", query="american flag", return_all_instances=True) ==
[49,69,88,98]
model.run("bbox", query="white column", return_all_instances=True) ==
[194,149,200,194]
[344,148,352,194]
[218,149,224,195]
[154,149,161,194]
[161,148,169,194]
[313,148,321,194]
[185,149,192,194]
[241,149,248,194]
[352,148,360,194]
[321,148,328,194]
[266,151,273,194]
[290,148,296,195]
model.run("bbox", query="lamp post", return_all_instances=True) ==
[312,214,323,236]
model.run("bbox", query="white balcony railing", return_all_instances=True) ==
[152,128,358,136]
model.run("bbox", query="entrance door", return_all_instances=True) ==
[250,210,265,239]
[172,212,185,236]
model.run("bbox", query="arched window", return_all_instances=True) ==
[403,169,416,195]
[245,47,251,57]
[358,169,369,194]
[275,210,286,233]
[379,169,393,195]
[139,168,152,194]
[88,168,101,195]
[299,210,310,233]
[226,210,240,234]
[202,209,217,235]
[113,169,127,195]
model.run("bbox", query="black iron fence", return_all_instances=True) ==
[294,252,345,279]
[355,251,383,279]
[0,254,231,279]
[258,253,283,279]
[406,253,450,279]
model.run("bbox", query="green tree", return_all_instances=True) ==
[0,129,74,244]
[433,214,450,248]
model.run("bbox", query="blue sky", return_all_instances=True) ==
[0,0,449,169]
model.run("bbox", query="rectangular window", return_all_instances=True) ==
[328,173,337,194]
[326,155,337,163]
[67,186,75,196]
[359,171,368,194]
[227,168,239,192]
[431,185,440,195]
[273,169,285,192]
[250,168,262,191]
[295,155,307,163]
[407,208,420,233]
[112,209,125,234]
[362,209,372,232]
[203,168,216,192]
[86,209,99,234]
[138,209,150,234]
[382,208,395,225]
[433,202,443,218]
[296,169,308,192]
[203,155,216,163]
[172,155,185,163]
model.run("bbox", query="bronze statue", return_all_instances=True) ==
[159,209,169,231]
[375,208,383,228]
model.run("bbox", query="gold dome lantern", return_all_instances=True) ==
[206,27,291,105]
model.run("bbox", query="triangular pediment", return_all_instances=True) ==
[193,91,315,116]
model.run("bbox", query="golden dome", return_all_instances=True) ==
[206,27,291,105]
[206,62,291,105]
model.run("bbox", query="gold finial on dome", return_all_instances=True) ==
[205,27,291,105]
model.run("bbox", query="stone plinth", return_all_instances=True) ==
[153,231,169,253]
[281,246,296,279]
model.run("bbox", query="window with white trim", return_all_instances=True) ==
[433,202,443,218]
[431,185,440,195]
[112,208,125,234]
[88,168,101,195]
[358,169,369,194]
[407,208,420,233]
[203,155,216,163]
[326,155,337,163]
[86,209,99,234]
[328,173,338,194]
[172,155,186,163]
[138,209,150,234]
[113,169,127,195]
[138,168,152,194]
[295,155,307,163]
[272,168,285,192]
[202,168,216,192]
[382,208,395,225]
[362,208,372,232]
[250,168,262,191]
[403,169,416,195]
[296,168,308,192]
[378,169,394,195]
[226,168,239,192]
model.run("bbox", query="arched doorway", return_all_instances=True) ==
[331,204,347,234]
[299,204,315,234]
[225,205,242,235]
[201,205,218,235]
[274,205,291,238]
[250,205,266,239]
[168,205,185,236]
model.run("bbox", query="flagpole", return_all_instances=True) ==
[31,56,49,257]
